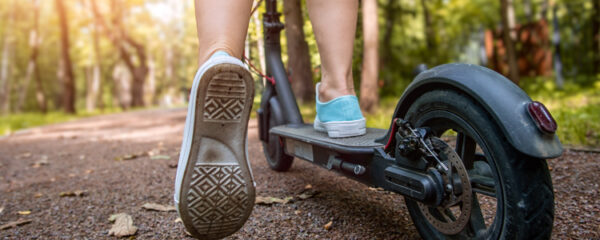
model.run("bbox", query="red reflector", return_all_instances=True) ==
[527,101,557,134]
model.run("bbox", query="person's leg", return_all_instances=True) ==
[175,1,255,239]
[307,0,365,138]
[195,0,253,64]
[306,0,359,102]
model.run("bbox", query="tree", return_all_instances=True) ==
[421,0,437,52]
[86,0,103,112]
[90,0,148,108]
[500,0,520,84]
[0,1,16,115]
[283,0,314,103]
[360,0,379,113]
[56,0,76,113]
[18,0,47,113]
[593,0,600,74]
[252,10,266,86]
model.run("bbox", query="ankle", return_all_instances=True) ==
[319,85,356,102]
[198,47,237,66]
[318,83,355,102]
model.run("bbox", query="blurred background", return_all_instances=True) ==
[0,0,598,147]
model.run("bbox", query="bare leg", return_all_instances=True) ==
[195,0,253,65]
[306,0,359,102]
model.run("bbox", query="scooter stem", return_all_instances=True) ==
[263,0,303,125]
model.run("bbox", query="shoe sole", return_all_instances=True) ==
[177,63,255,239]
[314,118,366,138]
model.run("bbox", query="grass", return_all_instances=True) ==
[522,76,600,147]
[0,108,122,136]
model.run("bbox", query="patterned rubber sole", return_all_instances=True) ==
[203,71,247,123]
[180,64,254,239]
[186,165,250,237]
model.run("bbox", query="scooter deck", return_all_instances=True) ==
[270,124,386,154]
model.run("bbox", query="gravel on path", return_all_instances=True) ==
[0,109,597,239]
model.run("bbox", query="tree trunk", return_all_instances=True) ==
[112,62,132,109]
[381,0,398,68]
[90,0,147,108]
[500,0,520,84]
[111,0,147,108]
[360,0,379,113]
[421,0,436,52]
[593,0,600,74]
[86,13,103,112]
[0,1,16,114]
[252,11,266,86]
[539,0,550,20]
[164,43,175,105]
[552,6,564,89]
[524,0,533,22]
[18,0,46,113]
[283,0,314,103]
[146,54,156,105]
[56,0,76,113]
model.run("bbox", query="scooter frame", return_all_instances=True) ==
[256,0,563,236]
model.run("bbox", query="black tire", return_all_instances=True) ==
[404,89,554,239]
[261,99,294,171]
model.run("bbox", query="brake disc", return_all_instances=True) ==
[417,138,472,235]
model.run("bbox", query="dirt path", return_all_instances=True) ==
[0,109,598,239]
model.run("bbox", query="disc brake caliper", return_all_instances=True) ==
[395,119,473,235]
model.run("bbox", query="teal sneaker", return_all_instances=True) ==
[313,83,366,138]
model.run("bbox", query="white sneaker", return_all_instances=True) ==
[174,51,255,239]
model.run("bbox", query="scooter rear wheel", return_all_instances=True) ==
[261,99,294,172]
[403,89,554,239]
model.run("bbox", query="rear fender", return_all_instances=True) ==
[379,63,563,159]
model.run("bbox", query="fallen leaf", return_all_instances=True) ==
[294,210,301,215]
[34,193,43,198]
[323,221,333,230]
[141,203,176,212]
[31,157,49,168]
[114,154,138,161]
[255,196,293,205]
[59,190,87,197]
[85,169,94,174]
[108,213,137,237]
[0,219,32,230]
[304,184,312,190]
[79,155,86,160]
[298,190,318,200]
[150,155,170,160]
[18,210,31,215]
[0,206,4,214]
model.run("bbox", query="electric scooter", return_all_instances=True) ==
[256,0,563,238]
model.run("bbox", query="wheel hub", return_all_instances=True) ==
[417,138,473,235]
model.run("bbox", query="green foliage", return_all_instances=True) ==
[0,108,121,136]
[523,75,600,146]
[0,0,597,148]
